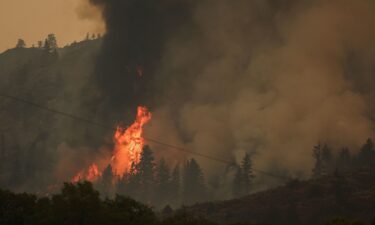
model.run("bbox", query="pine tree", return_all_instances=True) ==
[233,153,255,197]
[136,145,155,203]
[358,138,375,167]
[183,158,206,204]
[44,39,50,52]
[37,41,43,48]
[170,164,180,206]
[321,144,333,175]
[241,153,254,195]
[16,39,26,48]
[233,166,243,198]
[123,162,140,199]
[337,147,352,172]
[100,164,113,198]
[155,158,171,206]
[312,143,323,178]
[44,34,58,53]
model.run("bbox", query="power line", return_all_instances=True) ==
[0,93,289,180]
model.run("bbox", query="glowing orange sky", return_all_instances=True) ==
[0,0,104,52]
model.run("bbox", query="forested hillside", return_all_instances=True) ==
[186,167,375,225]
[0,37,105,192]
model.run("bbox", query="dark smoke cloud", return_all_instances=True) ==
[89,0,375,184]
[89,0,197,112]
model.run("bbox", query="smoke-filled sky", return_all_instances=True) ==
[86,0,375,181]
[1,0,375,192]
[0,0,103,52]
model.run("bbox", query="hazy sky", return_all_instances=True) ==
[0,0,103,52]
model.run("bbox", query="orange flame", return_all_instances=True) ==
[72,163,102,182]
[71,106,151,182]
[111,106,151,177]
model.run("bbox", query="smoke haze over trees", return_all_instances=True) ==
[85,0,375,182]
[2,0,375,210]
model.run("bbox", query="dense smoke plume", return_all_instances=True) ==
[86,0,375,183]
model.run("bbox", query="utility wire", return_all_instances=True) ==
[0,93,289,180]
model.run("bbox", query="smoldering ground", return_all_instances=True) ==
[86,0,375,183]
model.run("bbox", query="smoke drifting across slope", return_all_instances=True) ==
[88,0,375,181]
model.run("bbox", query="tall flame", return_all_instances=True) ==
[71,106,151,182]
[111,106,151,177]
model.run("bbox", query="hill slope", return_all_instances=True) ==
[0,40,109,192]
[186,168,375,225]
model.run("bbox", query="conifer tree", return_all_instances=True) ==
[241,153,254,195]
[44,39,50,52]
[16,39,26,48]
[337,147,352,172]
[100,164,114,198]
[136,145,155,203]
[321,144,333,175]
[44,34,58,53]
[312,143,323,178]
[170,164,180,206]
[233,166,243,198]
[37,41,43,48]
[155,158,171,206]
[358,138,375,167]
[182,158,206,204]
[233,153,255,197]
[123,162,140,199]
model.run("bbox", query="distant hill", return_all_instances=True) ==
[0,39,109,192]
[185,168,375,225]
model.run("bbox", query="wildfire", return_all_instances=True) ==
[71,106,151,182]
[72,163,102,182]
[111,106,151,177]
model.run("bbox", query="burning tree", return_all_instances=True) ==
[71,106,152,187]
[111,106,152,177]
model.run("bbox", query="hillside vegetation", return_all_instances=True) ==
[186,168,375,225]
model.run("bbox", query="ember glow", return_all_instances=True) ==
[71,106,151,182]
[111,106,151,177]
[72,163,102,182]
